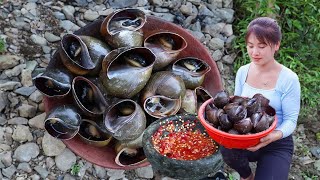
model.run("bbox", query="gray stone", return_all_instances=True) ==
[208,37,225,50]
[0,151,12,167]
[190,20,201,32]
[42,46,51,54]
[151,12,175,22]
[14,142,39,162]
[208,0,223,8]
[17,162,32,173]
[21,69,33,87]
[109,0,138,8]
[8,117,28,125]
[180,2,193,16]
[94,164,106,178]
[0,91,8,112]
[0,81,22,91]
[30,34,47,46]
[214,8,234,23]
[74,0,88,7]
[14,86,37,96]
[83,9,99,21]
[223,0,233,8]
[106,169,125,180]
[18,103,37,118]
[42,132,66,156]
[60,20,80,32]
[135,165,154,179]
[55,149,76,171]
[62,5,75,21]
[45,157,55,169]
[187,0,201,5]
[226,35,236,48]
[11,20,29,30]
[63,174,77,180]
[26,60,38,71]
[0,144,11,152]
[212,50,223,61]
[187,30,205,42]
[0,55,22,70]
[222,53,236,64]
[12,125,33,142]
[310,146,320,159]
[198,4,214,17]
[0,127,6,143]
[28,112,45,129]
[203,22,225,37]
[0,116,7,125]
[98,8,114,16]
[78,161,92,178]
[29,90,43,103]
[154,7,170,13]
[44,32,60,42]
[52,11,66,20]
[24,2,37,11]
[4,64,26,77]
[30,174,41,180]
[137,0,148,6]
[94,0,105,5]
[34,165,49,178]
[222,24,233,37]
[2,164,16,178]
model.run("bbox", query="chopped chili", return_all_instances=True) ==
[152,119,217,160]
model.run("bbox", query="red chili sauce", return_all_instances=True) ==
[152,120,217,160]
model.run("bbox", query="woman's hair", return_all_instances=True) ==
[245,17,282,46]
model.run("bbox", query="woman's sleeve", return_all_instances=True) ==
[234,67,243,96]
[276,73,301,138]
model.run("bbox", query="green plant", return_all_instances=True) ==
[228,173,235,180]
[70,163,81,176]
[301,171,319,180]
[0,37,5,53]
[316,132,320,141]
[233,0,320,122]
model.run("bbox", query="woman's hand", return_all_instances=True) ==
[246,130,283,152]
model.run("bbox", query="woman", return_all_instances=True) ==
[220,17,301,180]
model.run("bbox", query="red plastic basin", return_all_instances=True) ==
[197,98,278,149]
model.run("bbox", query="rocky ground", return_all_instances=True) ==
[0,0,319,180]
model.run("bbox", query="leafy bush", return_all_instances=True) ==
[233,0,320,121]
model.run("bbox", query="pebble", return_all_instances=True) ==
[28,112,46,129]
[7,117,28,125]
[44,32,61,42]
[55,149,76,171]
[13,86,37,97]
[42,132,66,156]
[13,142,39,162]
[30,34,47,46]
[12,125,33,142]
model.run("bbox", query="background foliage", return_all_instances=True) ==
[233,0,320,121]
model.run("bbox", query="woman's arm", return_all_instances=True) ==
[276,73,301,138]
